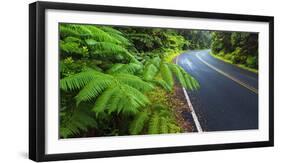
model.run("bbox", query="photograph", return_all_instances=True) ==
[59,23,259,138]
[29,2,273,161]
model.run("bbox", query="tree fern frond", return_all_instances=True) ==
[60,107,97,138]
[160,62,174,89]
[148,114,159,134]
[75,74,113,104]
[129,111,149,135]
[168,123,181,133]
[60,40,88,57]
[159,117,169,134]
[93,84,150,115]
[92,87,118,114]
[145,57,161,68]
[63,36,83,44]
[99,26,123,35]
[168,63,199,90]
[60,70,97,91]
[60,24,93,39]
[107,63,143,75]
[88,42,137,62]
[114,73,154,92]
[99,26,131,46]
[143,63,159,81]
[150,79,172,91]
[85,25,121,44]
[123,84,151,108]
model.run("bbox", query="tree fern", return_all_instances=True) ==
[60,70,98,91]
[60,40,89,57]
[148,113,160,134]
[146,104,181,134]
[142,57,199,91]
[160,62,174,88]
[143,63,158,81]
[87,41,138,62]
[106,63,143,75]
[129,111,149,135]
[60,107,97,138]
[99,26,131,46]
[60,69,154,115]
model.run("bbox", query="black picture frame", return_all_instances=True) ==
[29,1,274,162]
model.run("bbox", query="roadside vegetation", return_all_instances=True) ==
[59,24,258,138]
[59,24,201,138]
[211,32,258,73]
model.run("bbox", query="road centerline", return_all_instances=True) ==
[196,53,258,94]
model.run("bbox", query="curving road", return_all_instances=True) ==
[176,50,258,132]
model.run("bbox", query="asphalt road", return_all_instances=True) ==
[176,50,258,131]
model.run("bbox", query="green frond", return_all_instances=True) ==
[60,70,97,91]
[114,73,154,92]
[59,25,81,38]
[75,73,113,104]
[60,24,93,39]
[146,104,181,135]
[145,57,161,68]
[60,107,97,138]
[63,36,83,43]
[168,63,199,90]
[87,42,137,62]
[168,123,181,133]
[85,25,121,44]
[93,84,150,115]
[60,40,89,57]
[129,111,149,135]
[107,63,143,74]
[160,62,174,88]
[99,26,123,35]
[148,114,159,134]
[150,79,172,91]
[92,87,118,114]
[143,63,159,81]
[99,26,131,46]
[159,117,169,134]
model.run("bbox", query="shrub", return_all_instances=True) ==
[246,56,258,68]
[224,53,232,60]
[231,55,240,64]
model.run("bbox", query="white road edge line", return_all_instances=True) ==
[182,88,203,133]
[176,56,203,133]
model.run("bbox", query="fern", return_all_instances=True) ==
[142,57,199,91]
[60,107,97,138]
[160,62,174,88]
[99,26,131,46]
[129,111,149,135]
[87,41,138,62]
[145,104,181,135]
[114,73,153,92]
[60,40,89,57]
[106,63,143,75]
[168,64,200,90]
[143,63,158,81]
[60,69,154,115]
[60,70,98,91]
[148,113,160,134]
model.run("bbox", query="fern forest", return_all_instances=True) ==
[59,23,259,138]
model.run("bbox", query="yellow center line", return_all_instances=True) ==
[196,54,258,94]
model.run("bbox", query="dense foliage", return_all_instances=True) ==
[211,31,258,69]
[179,30,212,50]
[59,24,258,138]
[59,24,199,138]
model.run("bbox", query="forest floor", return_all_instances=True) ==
[168,82,196,132]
